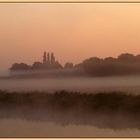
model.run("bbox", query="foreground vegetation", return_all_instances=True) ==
[1,90,140,128]
[0,90,140,115]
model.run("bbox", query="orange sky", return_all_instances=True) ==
[0,3,140,70]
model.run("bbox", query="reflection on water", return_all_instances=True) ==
[0,106,140,137]
[0,118,140,137]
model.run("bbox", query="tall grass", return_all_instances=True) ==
[0,90,140,115]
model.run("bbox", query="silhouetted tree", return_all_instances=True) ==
[64,62,74,69]
[32,62,42,69]
[54,61,63,69]
[135,55,140,62]
[118,53,135,62]
[104,57,116,62]
[10,63,31,71]
[9,52,140,76]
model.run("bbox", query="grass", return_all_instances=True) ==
[0,90,140,115]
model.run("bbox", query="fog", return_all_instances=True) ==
[1,76,140,93]
[0,70,9,77]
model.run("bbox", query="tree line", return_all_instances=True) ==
[10,53,140,76]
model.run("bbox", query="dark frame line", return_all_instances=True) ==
[1,1,140,3]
